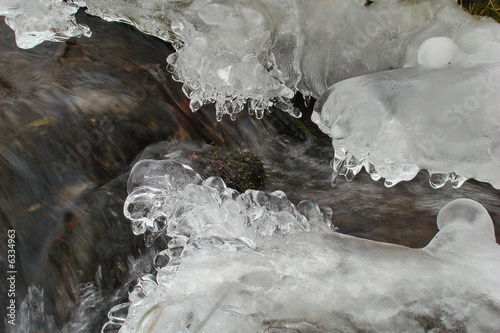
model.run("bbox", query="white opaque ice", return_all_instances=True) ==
[418,37,461,67]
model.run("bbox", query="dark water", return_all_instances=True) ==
[0,10,499,332]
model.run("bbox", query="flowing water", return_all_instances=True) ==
[1,6,499,333]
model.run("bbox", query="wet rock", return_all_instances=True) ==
[192,147,268,193]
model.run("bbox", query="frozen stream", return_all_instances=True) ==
[0,1,499,332]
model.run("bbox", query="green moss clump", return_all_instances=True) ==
[192,147,268,193]
[458,0,500,23]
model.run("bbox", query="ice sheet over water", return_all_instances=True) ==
[106,159,500,332]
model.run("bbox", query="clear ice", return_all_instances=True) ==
[312,19,500,188]
[0,0,91,48]
[104,159,500,332]
[312,59,500,188]
[1,0,500,187]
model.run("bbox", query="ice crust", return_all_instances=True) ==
[123,159,333,246]
[105,160,500,332]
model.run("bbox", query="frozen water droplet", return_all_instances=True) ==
[203,176,227,195]
[256,108,264,119]
[366,162,381,181]
[322,207,334,229]
[172,41,183,51]
[297,200,322,221]
[291,107,302,118]
[172,72,182,82]
[190,96,203,112]
[154,250,171,271]
[131,218,148,235]
[166,52,178,65]
[128,286,146,302]
[182,84,194,98]
[384,179,395,187]
[153,214,167,231]
[107,302,130,324]
[330,170,339,186]
[144,229,157,247]
[345,154,359,168]
[450,173,467,188]
[304,94,312,107]
[216,110,223,121]
[429,172,447,189]
[345,168,355,181]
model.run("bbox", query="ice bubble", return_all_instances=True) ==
[417,36,461,68]
[435,198,495,240]
[127,159,202,194]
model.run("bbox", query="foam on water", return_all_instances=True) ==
[103,159,500,332]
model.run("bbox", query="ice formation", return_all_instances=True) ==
[312,58,500,188]
[1,1,499,332]
[83,0,460,119]
[102,159,500,332]
[0,0,91,49]
[312,19,500,188]
[1,0,500,188]
[123,159,333,246]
